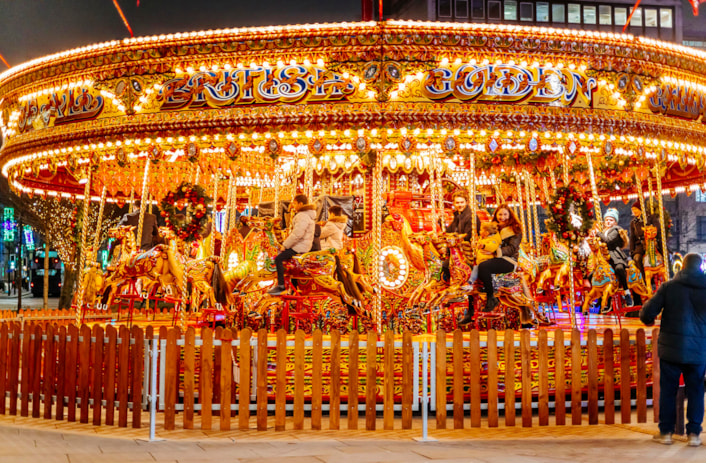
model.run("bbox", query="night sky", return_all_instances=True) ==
[0,0,363,66]
[1,1,705,70]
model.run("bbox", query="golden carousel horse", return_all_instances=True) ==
[536,233,570,306]
[426,232,474,308]
[407,230,446,307]
[642,225,665,297]
[626,259,650,303]
[99,226,184,309]
[581,237,619,314]
[223,217,363,317]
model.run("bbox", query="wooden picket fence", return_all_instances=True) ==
[0,322,658,433]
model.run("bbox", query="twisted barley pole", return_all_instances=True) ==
[136,160,151,251]
[211,174,218,257]
[75,169,93,324]
[653,164,670,281]
[634,170,648,227]
[372,155,383,331]
[515,173,526,242]
[586,150,603,227]
[469,149,477,243]
[92,186,107,262]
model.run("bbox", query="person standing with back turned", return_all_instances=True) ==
[640,253,706,447]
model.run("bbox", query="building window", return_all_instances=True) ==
[438,0,452,18]
[456,0,469,18]
[599,5,612,25]
[645,8,658,27]
[584,5,597,25]
[697,217,706,241]
[488,1,502,19]
[519,2,533,21]
[568,4,581,24]
[504,0,518,20]
[630,7,642,27]
[537,2,549,22]
[660,8,673,28]
[696,190,706,203]
[615,7,628,26]
[552,4,565,22]
[471,0,484,19]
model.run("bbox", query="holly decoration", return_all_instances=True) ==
[159,182,212,242]
[545,185,595,245]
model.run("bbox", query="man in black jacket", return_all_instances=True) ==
[640,253,706,447]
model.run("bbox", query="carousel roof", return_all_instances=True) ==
[1,20,706,204]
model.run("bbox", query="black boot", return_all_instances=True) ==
[484,295,499,312]
[459,297,475,325]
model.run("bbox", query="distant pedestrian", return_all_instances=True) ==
[640,253,706,447]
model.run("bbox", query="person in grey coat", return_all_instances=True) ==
[267,194,316,295]
[640,253,706,447]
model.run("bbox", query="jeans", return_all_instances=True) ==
[274,248,298,287]
[659,358,706,436]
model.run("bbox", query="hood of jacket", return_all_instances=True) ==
[329,215,348,224]
[297,204,316,213]
[674,269,706,290]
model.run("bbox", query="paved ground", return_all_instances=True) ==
[0,414,704,463]
[0,295,59,311]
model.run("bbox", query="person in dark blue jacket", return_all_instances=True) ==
[640,253,706,447]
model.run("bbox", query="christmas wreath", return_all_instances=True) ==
[545,185,595,245]
[159,182,212,242]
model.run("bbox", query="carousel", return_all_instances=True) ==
[0,20,704,337]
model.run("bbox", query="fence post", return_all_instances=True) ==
[148,335,161,441]
[415,339,437,442]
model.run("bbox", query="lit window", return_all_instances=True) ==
[615,7,628,26]
[630,8,643,27]
[599,5,612,25]
[645,9,658,27]
[504,0,518,20]
[584,6,596,25]
[696,190,706,203]
[537,2,549,22]
[552,4,565,22]
[660,8,673,28]
[568,4,581,24]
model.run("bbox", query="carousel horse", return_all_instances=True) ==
[336,243,376,303]
[492,243,539,326]
[536,233,569,296]
[77,254,104,310]
[222,218,269,294]
[581,237,619,314]
[383,213,426,272]
[184,255,231,310]
[99,226,184,309]
[642,225,665,297]
[626,259,650,303]
[224,217,362,314]
[426,232,474,308]
[407,230,445,307]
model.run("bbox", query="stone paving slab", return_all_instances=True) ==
[1,414,705,463]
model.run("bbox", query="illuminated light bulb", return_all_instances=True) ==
[317,58,324,67]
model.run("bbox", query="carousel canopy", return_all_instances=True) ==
[1,20,706,204]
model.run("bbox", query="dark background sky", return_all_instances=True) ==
[0,1,704,69]
[0,0,363,66]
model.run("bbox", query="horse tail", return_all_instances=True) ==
[334,255,362,309]
[211,262,230,307]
